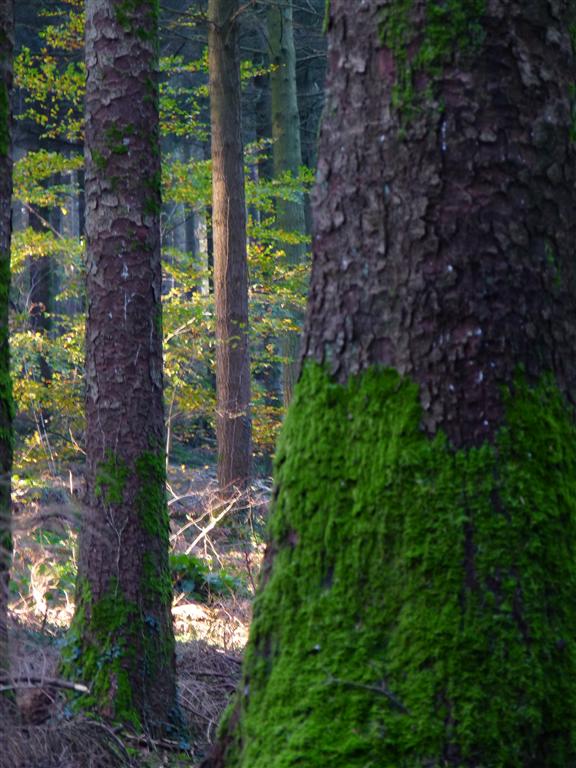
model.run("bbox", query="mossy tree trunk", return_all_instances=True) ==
[209,0,252,493]
[204,2,576,766]
[66,0,177,735]
[267,0,307,405]
[0,0,13,709]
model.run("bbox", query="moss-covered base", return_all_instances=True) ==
[62,580,142,729]
[222,364,576,767]
[62,446,179,735]
[62,575,179,735]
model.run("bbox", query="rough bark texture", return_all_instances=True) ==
[203,2,576,766]
[304,0,576,448]
[267,0,307,404]
[0,0,13,700]
[209,0,252,492]
[66,0,177,734]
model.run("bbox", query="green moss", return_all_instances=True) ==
[135,450,169,543]
[62,579,141,730]
[114,0,159,44]
[91,148,107,171]
[569,82,576,144]
[223,364,576,767]
[144,170,162,217]
[94,452,129,506]
[322,0,330,34]
[142,551,172,605]
[63,447,175,733]
[379,0,485,122]
[0,81,9,158]
[104,123,135,155]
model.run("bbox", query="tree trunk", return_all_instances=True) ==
[267,0,307,404]
[0,0,13,709]
[66,0,177,734]
[28,203,53,384]
[203,2,576,766]
[209,0,252,493]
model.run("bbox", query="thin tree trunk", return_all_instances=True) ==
[267,0,307,404]
[209,0,252,493]
[28,203,53,384]
[0,0,12,659]
[203,2,576,766]
[65,0,177,734]
[0,0,13,718]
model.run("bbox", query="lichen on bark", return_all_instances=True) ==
[378,0,485,120]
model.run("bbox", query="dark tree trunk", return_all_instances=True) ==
[209,0,252,493]
[267,0,307,404]
[203,2,576,766]
[0,0,13,705]
[65,0,177,734]
[28,204,53,384]
[304,0,576,448]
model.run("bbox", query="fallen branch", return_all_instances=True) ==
[121,730,193,753]
[0,677,90,694]
[184,495,242,555]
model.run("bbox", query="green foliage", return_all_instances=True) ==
[170,552,242,601]
[0,252,14,443]
[222,364,576,767]
[10,522,77,608]
[10,1,313,469]
[159,56,206,139]
[15,46,84,142]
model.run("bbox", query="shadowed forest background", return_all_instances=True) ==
[3,1,576,767]
[2,0,324,764]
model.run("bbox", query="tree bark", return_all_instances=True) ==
[304,0,576,448]
[0,0,13,711]
[28,203,53,384]
[209,0,252,493]
[203,1,576,766]
[66,0,177,734]
[267,0,307,404]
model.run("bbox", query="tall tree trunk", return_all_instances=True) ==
[267,0,307,404]
[203,2,576,766]
[0,0,13,709]
[209,0,252,493]
[65,0,177,734]
[28,204,53,384]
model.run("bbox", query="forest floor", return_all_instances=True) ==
[4,463,269,767]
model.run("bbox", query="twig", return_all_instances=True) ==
[121,731,193,753]
[325,676,409,713]
[0,677,90,694]
[184,495,242,554]
[170,507,211,541]
[191,670,238,680]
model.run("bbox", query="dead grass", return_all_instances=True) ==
[4,465,268,767]
[1,706,133,768]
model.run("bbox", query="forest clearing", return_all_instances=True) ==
[3,1,576,767]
